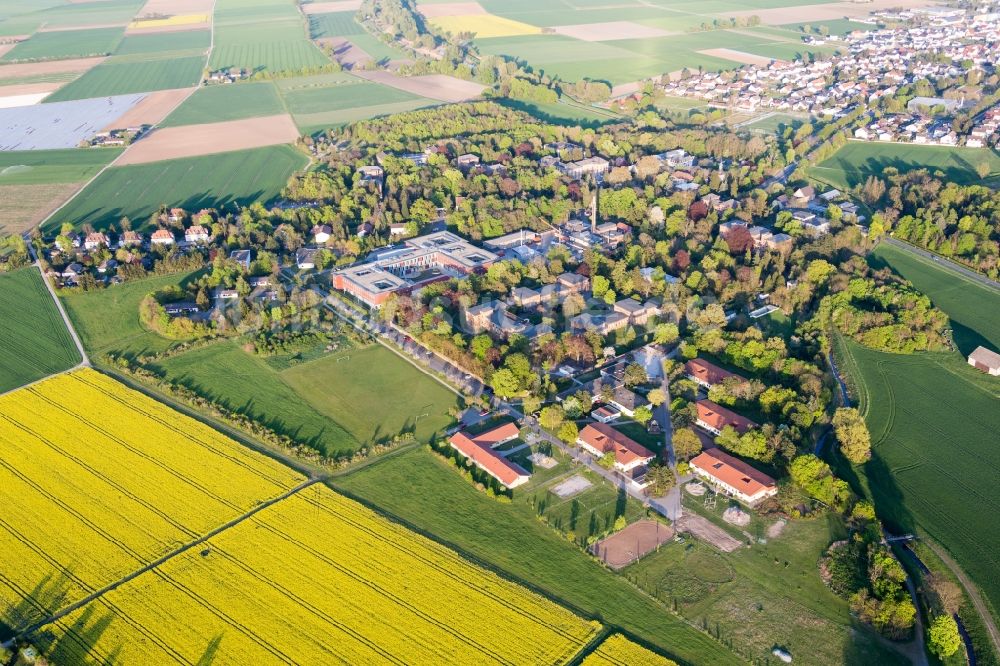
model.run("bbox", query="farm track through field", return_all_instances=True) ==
[15,479,320,647]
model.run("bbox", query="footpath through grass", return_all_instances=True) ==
[0,268,80,393]
[836,242,1000,627]
[334,446,742,666]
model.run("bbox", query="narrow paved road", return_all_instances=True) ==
[883,238,1000,293]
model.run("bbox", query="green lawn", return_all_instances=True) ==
[113,30,211,57]
[527,470,646,544]
[160,82,286,126]
[0,268,80,393]
[44,54,206,102]
[495,98,620,128]
[60,271,201,361]
[0,149,122,185]
[333,446,743,665]
[152,341,459,456]
[834,242,1000,627]
[811,142,1000,189]
[45,145,308,232]
[1,26,123,62]
[628,516,906,665]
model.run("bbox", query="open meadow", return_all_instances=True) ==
[0,268,80,393]
[45,144,308,232]
[152,340,460,457]
[811,142,1000,189]
[834,242,1000,626]
[335,445,743,665]
[0,368,304,636]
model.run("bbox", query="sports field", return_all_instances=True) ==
[45,144,307,232]
[0,26,124,62]
[335,446,743,665]
[812,142,1000,189]
[38,485,600,664]
[0,268,80,393]
[0,368,304,634]
[44,54,205,102]
[836,242,1000,625]
[153,341,460,457]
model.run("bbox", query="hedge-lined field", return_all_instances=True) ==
[0,268,80,392]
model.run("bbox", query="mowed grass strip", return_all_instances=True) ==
[39,486,601,664]
[0,368,304,636]
[45,144,307,232]
[0,268,80,393]
[335,447,743,665]
[1,26,124,62]
[44,54,205,101]
[160,81,285,126]
[812,142,1000,189]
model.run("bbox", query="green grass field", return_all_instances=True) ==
[113,30,211,57]
[496,98,620,128]
[160,82,286,126]
[308,11,364,38]
[211,9,329,72]
[45,145,307,232]
[0,149,122,185]
[44,54,205,102]
[61,270,202,361]
[1,26,123,62]
[282,80,421,114]
[812,142,1000,189]
[334,446,743,665]
[151,341,459,456]
[528,470,645,544]
[0,268,80,393]
[835,242,1000,626]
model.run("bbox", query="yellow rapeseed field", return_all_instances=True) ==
[45,486,601,665]
[130,13,210,29]
[0,369,303,633]
[582,633,678,665]
[430,14,541,38]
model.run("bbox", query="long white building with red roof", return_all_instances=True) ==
[448,422,529,489]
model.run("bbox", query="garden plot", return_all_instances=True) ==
[552,21,673,41]
[591,519,674,570]
[0,93,144,150]
[116,114,300,164]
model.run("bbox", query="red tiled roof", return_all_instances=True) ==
[468,422,519,448]
[448,425,525,487]
[691,448,775,499]
[685,358,740,386]
[578,422,656,467]
[696,400,758,434]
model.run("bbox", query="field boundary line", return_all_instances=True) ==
[12,478,321,646]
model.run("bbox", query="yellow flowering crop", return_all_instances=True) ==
[582,634,678,666]
[47,486,602,665]
[0,369,303,632]
[130,14,210,29]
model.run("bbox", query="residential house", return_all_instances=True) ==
[313,224,332,244]
[685,358,741,388]
[185,225,211,244]
[690,448,777,505]
[230,250,251,270]
[577,423,656,486]
[118,231,143,248]
[389,223,408,236]
[456,153,480,171]
[570,312,629,337]
[83,232,109,251]
[150,229,175,246]
[448,423,529,489]
[296,247,319,270]
[695,399,758,435]
[592,406,621,423]
[560,157,610,180]
[968,346,1000,376]
[613,298,660,326]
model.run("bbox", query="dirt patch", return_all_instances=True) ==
[137,0,214,15]
[592,519,674,569]
[0,183,83,235]
[698,48,778,67]
[101,88,194,130]
[0,82,61,99]
[726,0,937,25]
[675,514,743,552]
[318,37,373,67]
[117,114,300,165]
[301,0,363,14]
[551,474,592,498]
[353,70,485,102]
[418,2,487,19]
[37,22,127,32]
[0,56,105,80]
[126,20,211,34]
[767,518,787,539]
[0,43,17,59]
[552,21,673,42]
